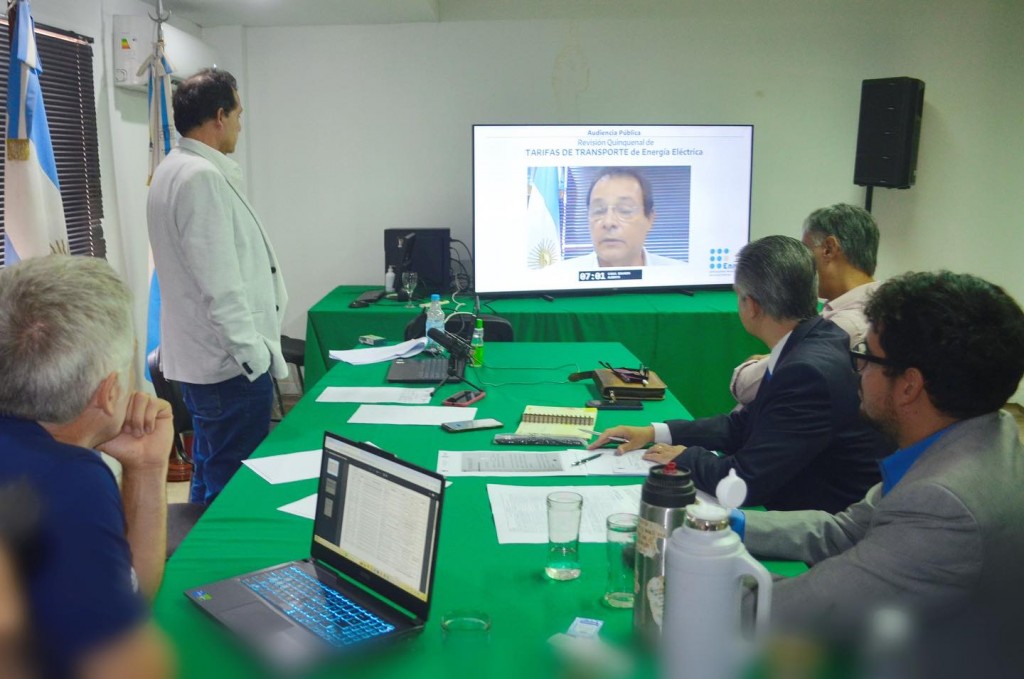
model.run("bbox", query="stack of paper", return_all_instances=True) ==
[328,338,426,365]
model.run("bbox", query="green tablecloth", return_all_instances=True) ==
[304,287,765,418]
[154,343,803,679]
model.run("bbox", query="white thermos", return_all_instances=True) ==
[661,470,772,679]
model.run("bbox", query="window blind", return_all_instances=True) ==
[0,19,105,264]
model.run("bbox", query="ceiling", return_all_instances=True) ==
[144,0,442,28]
[144,0,666,28]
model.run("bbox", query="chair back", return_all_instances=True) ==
[403,313,514,343]
[147,347,193,454]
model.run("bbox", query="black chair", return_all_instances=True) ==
[403,312,514,343]
[147,347,208,558]
[146,347,194,467]
[272,335,307,420]
[166,502,208,559]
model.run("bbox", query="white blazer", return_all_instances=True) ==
[147,138,288,384]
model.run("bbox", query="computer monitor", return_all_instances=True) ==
[384,228,452,295]
[472,124,753,296]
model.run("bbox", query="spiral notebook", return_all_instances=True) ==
[515,405,598,437]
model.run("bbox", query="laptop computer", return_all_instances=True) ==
[186,433,446,671]
[386,355,464,384]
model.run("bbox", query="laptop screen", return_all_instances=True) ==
[312,434,444,614]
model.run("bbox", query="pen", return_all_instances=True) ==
[571,452,603,467]
[579,428,629,443]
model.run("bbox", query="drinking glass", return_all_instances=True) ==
[545,491,583,580]
[603,512,638,608]
[441,609,492,676]
[401,271,419,308]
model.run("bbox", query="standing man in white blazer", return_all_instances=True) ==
[148,68,288,504]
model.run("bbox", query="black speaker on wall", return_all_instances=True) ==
[854,77,925,189]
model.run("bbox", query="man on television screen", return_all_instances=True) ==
[558,167,680,268]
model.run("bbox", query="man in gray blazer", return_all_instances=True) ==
[148,69,288,504]
[741,271,1024,676]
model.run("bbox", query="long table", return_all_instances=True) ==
[304,286,765,418]
[154,343,803,679]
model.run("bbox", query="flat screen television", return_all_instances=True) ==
[472,124,753,296]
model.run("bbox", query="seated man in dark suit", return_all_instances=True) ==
[592,235,888,512]
[739,271,1024,677]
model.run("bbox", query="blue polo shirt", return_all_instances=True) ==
[0,415,147,677]
[879,425,956,495]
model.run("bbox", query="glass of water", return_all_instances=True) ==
[603,512,638,608]
[401,271,418,308]
[545,491,583,581]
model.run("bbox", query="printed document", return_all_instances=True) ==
[438,450,582,477]
[437,449,653,477]
[317,386,434,404]
[348,404,476,426]
[487,484,643,544]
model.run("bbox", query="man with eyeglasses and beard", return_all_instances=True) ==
[739,271,1024,678]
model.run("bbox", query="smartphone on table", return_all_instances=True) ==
[441,418,503,433]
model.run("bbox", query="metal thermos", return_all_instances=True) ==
[634,461,696,645]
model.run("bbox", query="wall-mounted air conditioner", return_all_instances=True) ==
[112,14,218,90]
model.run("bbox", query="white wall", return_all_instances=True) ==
[219,0,1022,353]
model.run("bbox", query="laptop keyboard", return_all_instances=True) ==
[241,565,395,647]
[411,357,448,381]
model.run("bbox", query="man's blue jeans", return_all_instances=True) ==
[179,372,273,504]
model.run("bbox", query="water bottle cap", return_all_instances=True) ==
[430,293,440,301]
[387,265,394,271]
[476,318,484,328]
[715,469,747,510]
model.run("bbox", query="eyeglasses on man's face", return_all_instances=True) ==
[849,341,903,373]
[588,202,641,221]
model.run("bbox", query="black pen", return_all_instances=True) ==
[571,452,603,467]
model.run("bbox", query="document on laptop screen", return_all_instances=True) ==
[336,465,433,597]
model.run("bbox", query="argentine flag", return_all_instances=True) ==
[526,166,561,269]
[4,0,68,264]
[139,37,176,378]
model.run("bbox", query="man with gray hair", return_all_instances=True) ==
[0,256,174,678]
[732,204,881,404]
[592,236,887,512]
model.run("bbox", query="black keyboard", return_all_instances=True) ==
[387,356,462,383]
[241,566,395,647]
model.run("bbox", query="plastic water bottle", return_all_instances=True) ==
[470,319,485,367]
[661,470,772,679]
[425,294,445,350]
[384,265,396,293]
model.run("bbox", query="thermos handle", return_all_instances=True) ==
[736,551,773,637]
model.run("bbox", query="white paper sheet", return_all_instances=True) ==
[572,450,656,477]
[486,484,643,544]
[328,338,426,365]
[316,386,434,404]
[437,450,584,477]
[277,493,318,519]
[437,449,654,477]
[242,449,322,484]
[348,404,475,426]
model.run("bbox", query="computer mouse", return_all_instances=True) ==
[348,300,369,309]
